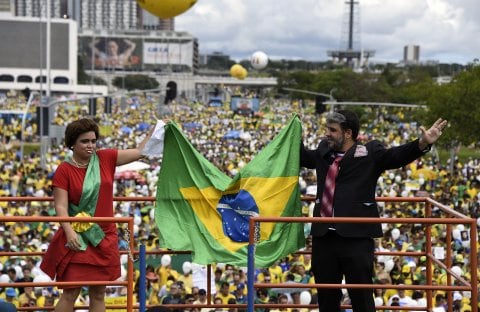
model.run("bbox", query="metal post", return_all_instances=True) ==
[247,218,256,312]
[329,88,337,112]
[40,96,49,169]
[46,0,51,98]
[39,0,52,169]
[139,244,146,312]
[21,92,37,162]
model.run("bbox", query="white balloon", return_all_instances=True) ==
[182,261,192,274]
[395,175,401,183]
[451,266,462,277]
[299,291,312,304]
[250,51,269,70]
[391,228,400,240]
[134,215,142,226]
[452,229,461,240]
[14,265,23,280]
[456,224,465,232]
[385,259,394,273]
[374,297,384,306]
[161,254,172,267]
[0,274,9,283]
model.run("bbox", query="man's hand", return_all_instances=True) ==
[419,118,448,150]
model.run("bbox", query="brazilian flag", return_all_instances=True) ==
[155,114,305,267]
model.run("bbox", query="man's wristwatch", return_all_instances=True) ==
[418,138,432,153]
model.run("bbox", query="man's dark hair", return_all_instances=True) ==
[337,109,360,140]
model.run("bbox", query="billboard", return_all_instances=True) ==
[79,37,142,70]
[0,19,70,70]
[230,97,260,113]
[143,41,193,67]
[78,37,195,71]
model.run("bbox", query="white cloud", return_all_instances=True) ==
[174,0,480,64]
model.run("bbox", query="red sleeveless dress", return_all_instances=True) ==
[40,149,121,287]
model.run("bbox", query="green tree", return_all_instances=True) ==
[421,66,480,147]
[77,56,107,85]
[112,75,159,91]
[77,56,90,84]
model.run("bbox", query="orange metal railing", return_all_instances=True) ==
[249,197,478,312]
[0,196,478,311]
[0,196,136,311]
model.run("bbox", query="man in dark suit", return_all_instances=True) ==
[300,110,447,312]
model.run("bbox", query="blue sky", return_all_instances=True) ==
[174,0,480,64]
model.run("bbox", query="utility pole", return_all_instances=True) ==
[39,0,52,168]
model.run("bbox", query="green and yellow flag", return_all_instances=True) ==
[155,114,304,267]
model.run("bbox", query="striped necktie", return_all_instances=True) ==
[320,155,343,217]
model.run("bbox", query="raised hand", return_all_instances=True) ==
[419,118,448,146]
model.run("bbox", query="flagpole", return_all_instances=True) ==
[247,218,256,312]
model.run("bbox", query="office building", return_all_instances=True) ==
[404,45,420,64]
[10,0,173,31]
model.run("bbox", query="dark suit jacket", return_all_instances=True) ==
[301,139,427,238]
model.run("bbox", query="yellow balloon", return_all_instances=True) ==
[237,67,248,80]
[137,0,198,19]
[230,64,244,78]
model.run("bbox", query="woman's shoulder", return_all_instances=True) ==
[97,148,118,158]
[55,161,73,173]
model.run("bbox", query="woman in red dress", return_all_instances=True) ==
[41,118,154,312]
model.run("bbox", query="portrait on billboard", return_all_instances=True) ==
[81,37,142,70]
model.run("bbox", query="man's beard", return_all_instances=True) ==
[328,136,345,151]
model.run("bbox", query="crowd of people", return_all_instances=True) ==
[0,90,479,311]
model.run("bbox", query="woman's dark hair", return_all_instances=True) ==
[64,118,99,149]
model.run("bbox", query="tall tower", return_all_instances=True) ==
[327,0,375,67]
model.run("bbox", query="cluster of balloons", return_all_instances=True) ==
[230,51,269,79]
[137,0,197,19]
